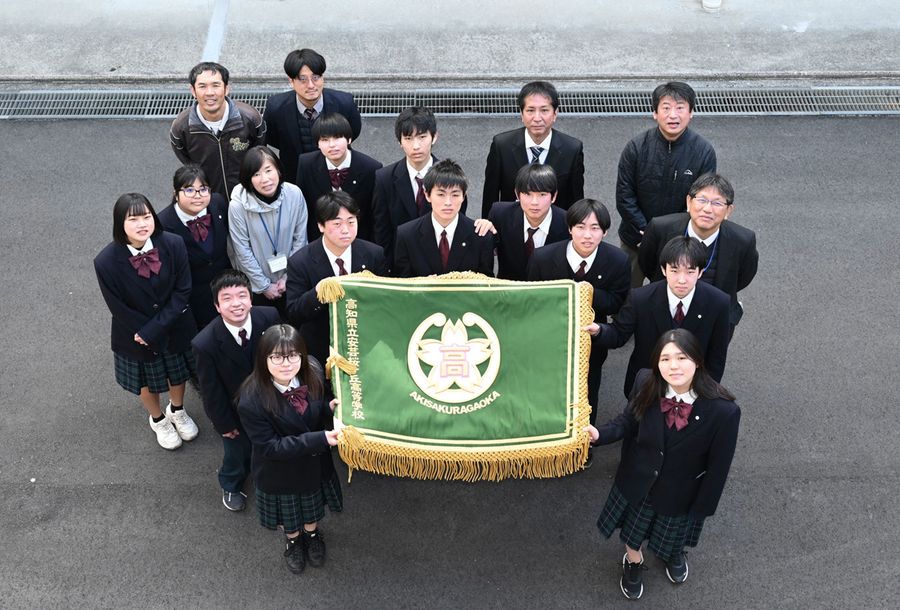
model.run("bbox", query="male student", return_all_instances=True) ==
[489,164,569,280]
[263,48,362,186]
[170,62,265,199]
[616,81,717,287]
[286,191,386,365]
[295,113,382,243]
[393,160,494,278]
[639,173,758,331]
[482,81,585,217]
[192,270,280,512]
[592,236,731,397]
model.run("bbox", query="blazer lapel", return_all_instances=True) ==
[550,242,573,278]
[418,218,444,274]
[653,284,676,334]
[393,162,419,220]
[214,318,250,372]
[681,284,709,333]
[513,129,529,167]
[666,399,711,448]
[350,242,373,273]
[544,130,562,166]
[117,246,161,303]
[712,222,735,290]
[313,155,334,195]
[284,102,303,152]
[511,211,527,258]
[446,219,472,271]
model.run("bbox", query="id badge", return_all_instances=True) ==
[267,254,287,273]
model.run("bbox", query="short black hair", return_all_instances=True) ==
[651,81,696,112]
[171,164,209,205]
[239,145,283,193]
[283,48,326,79]
[189,62,229,86]
[316,191,360,225]
[565,198,611,231]
[112,193,162,245]
[517,81,560,111]
[423,159,467,195]
[659,236,707,270]
[312,112,353,141]
[210,269,252,304]
[514,164,558,195]
[394,106,437,141]
[688,173,734,205]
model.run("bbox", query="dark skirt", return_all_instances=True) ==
[113,350,196,395]
[255,471,343,532]
[596,485,705,563]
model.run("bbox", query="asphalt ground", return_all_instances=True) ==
[1,115,899,608]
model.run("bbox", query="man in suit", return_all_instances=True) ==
[592,236,731,397]
[616,81,717,288]
[192,270,281,512]
[638,173,758,331]
[263,48,362,187]
[295,112,382,243]
[482,81,585,217]
[490,164,569,280]
[286,191,386,365]
[394,160,494,278]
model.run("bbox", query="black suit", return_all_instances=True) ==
[489,202,568,280]
[295,150,383,243]
[285,238,386,365]
[638,213,759,327]
[482,127,585,217]
[157,194,232,328]
[394,214,494,278]
[598,280,731,397]
[263,89,362,186]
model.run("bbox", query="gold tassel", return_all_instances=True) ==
[324,348,359,380]
[316,277,345,303]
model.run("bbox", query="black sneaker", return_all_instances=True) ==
[665,551,689,584]
[620,554,645,600]
[222,490,246,512]
[304,529,327,567]
[284,535,306,574]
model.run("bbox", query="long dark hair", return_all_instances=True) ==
[631,329,735,419]
[239,324,324,417]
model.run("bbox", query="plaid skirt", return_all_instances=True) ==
[596,485,705,563]
[255,472,344,533]
[113,350,197,395]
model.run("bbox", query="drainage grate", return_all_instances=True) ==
[2,87,900,119]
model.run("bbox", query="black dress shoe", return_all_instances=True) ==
[304,529,326,567]
[284,535,306,574]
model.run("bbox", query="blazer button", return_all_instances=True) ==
[659,451,664,457]
[152,304,159,309]
[653,470,659,477]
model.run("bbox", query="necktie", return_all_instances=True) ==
[335,258,348,276]
[129,248,162,278]
[304,108,317,122]
[660,396,693,431]
[674,301,685,326]
[415,176,426,215]
[283,385,309,416]
[328,168,350,190]
[238,328,249,347]
[439,230,450,272]
[524,227,539,258]
[574,260,587,280]
[529,146,544,164]
[186,214,211,242]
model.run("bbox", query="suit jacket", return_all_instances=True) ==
[263,88,363,186]
[638,213,759,326]
[597,280,731,397]
[481,127,585,217]
[393,214,494,278]
[295,149,383,243]
[94,232,197,361]
[596,369,741,518]
[285,238,386,364]
[191,306,281,434]
[489,202,569,280]
[157,194,232,328]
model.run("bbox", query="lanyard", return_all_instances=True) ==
[259,205,283,255]
[685,227,718,274]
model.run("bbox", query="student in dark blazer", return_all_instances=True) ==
[286,191,386,365]
[638,173,759,330]
[393,160,494,278]
[192,270,280,512]
[482,81,585,217]
[587,329,740,599]
[94,194,200,451]
[295,113,382,243]
[592,236,731,398]
[263,48,363,186]
[490,164,569,280]
[158,164,232,329]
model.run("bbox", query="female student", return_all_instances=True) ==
[238,324,342,574]
[586,328,741,600]
[158,164,232,328]
[94,193,200,450]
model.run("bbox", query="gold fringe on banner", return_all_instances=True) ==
[325,348,359,381]
[317,270,378,304]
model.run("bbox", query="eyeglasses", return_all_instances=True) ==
[294,75,322,85]
[268,352,302,365]
[180,186,210,197]
[692,197,729,209]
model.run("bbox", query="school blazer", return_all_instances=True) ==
[94,231,197,361]
[488,202,569,280]
[393,214,494,278]
[191,306,281,434]
[596,369,741,518]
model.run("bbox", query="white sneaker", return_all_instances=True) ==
[165,402,199,441]
[149,415,182,450]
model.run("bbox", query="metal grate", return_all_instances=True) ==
[2,87,900,119]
